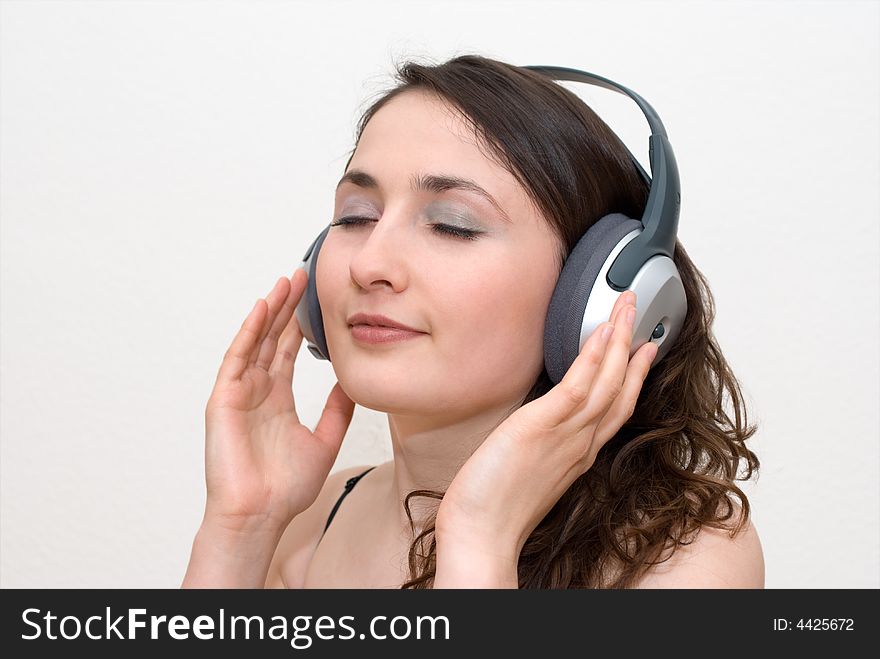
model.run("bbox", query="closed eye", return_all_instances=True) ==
[329,215,482,241]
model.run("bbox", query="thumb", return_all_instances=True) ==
[312,381,356,454]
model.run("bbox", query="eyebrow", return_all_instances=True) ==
[335,168,512,223]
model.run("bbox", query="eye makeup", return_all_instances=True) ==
[329,200,489,242]
[329,215,484,241]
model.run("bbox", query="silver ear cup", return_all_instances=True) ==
[295,226,332,361]
[544,213,687,385]
[581,237,687,370]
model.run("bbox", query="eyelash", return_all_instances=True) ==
[329,215,481,241]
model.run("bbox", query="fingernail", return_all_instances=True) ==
[627,306,636,324]
[601,324,614,341]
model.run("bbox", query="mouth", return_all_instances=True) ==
[349,324,427,345]
[346,312,426,334]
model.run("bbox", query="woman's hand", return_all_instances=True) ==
[434,290,659,567]
[202,268,356,536]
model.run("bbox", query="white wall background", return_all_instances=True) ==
[1,0,877,589]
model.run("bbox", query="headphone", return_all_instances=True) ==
[294,64,687,385]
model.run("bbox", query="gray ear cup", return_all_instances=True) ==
[295,226,332,361]
[544,213,687,385]
[545,214,640,384]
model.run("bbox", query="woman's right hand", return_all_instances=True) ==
[202,268,356,535]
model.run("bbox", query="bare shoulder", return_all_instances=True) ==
[634,504,765,589]
[264,464,377,589]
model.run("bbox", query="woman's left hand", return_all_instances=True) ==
[434,290,659,568]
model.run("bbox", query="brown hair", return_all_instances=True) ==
[341,53,759,588]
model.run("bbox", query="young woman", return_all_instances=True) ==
[182,54,763,589]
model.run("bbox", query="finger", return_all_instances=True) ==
[583,300,638,420]
[247,276,291,370]
[587,340,658,464]
[609,289,636,323]
[564,290,634,404]
[311,382,356,456]
[532,291,636,426]
[269,269,308,381]
[214,297,269,385]
[255,270,303,371]
[541,319,616,424]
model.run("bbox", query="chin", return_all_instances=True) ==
[336,371,426,413]
[349,392,426,416]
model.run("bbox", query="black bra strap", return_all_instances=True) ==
[321,467,377,537]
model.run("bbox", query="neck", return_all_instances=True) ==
[379,400,521,538]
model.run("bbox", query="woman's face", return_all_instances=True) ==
[318,89,563,418]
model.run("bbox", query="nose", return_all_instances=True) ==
[346,212,410,293]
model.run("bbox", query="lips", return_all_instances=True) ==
[346,312,426,333]
[350,324,426,344]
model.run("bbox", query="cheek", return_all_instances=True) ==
[314,237,345,310]
[436,264,553,370]
[472,258,553,330]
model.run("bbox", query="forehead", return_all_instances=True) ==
[359,89,484,151]
[346,89,537,223]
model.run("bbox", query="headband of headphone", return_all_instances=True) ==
[522,65,681,291]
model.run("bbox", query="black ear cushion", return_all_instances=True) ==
[544,213,643,384]
[305,226,331,361]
